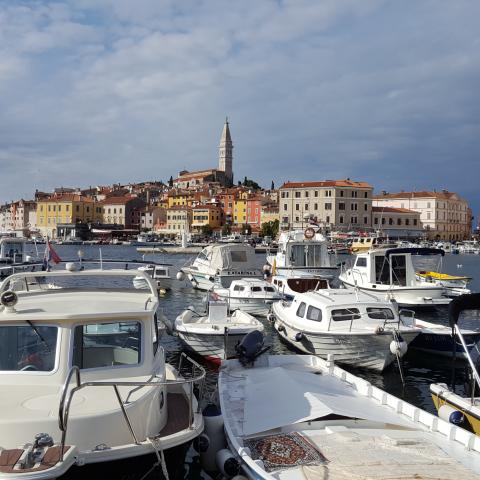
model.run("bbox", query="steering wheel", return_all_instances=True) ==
[20,364,39,371]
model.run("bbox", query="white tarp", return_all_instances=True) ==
[243,366,411,436]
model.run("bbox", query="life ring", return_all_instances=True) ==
[304,227,315,240]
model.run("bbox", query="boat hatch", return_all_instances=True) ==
[287,278,328,293]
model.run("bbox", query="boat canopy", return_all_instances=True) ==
[200,243,257,271]
[448,293,480,327]
[384,247,445,257]
[242,366,412,435]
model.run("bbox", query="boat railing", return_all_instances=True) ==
[454,324,480,404]
[58,351,206,461]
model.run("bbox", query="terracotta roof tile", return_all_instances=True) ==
[281,179,372,189]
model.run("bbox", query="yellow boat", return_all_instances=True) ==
[416,270,471,296]
[431,293,480,434]
[416,270,471,282]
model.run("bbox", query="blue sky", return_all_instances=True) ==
[1,0,479,220]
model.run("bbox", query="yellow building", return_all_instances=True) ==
[36,195,102,238]
[192,205,223,232]
[233,198,247,224]
[167,190,198,208]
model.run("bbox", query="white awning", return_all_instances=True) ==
[243,366,411,436]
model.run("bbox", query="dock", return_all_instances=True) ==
[137,246,203,254]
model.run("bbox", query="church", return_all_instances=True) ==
[173,119,234,189]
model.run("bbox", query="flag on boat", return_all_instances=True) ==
[43,239,62,269]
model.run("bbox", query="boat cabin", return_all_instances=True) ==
[349,248,445,287]
[0,237,27,264]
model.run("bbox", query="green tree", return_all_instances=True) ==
[222,224,232,236]
[242,177,261,190]
[168,176,174,188]
[242,223,252,235]
[201,224,213,236]
[261,219,279,238]
[271,180,275,190]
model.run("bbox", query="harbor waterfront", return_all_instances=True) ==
[26,242,480,415]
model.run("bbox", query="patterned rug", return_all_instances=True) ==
[244,432,327,472]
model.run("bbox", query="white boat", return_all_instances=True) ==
[0,266,205,479]
[339,247,451,307]
[218,234,243,243]
[133,263,174,291]
[218,353,480,480]
[181,243,261,291]
[212,278,282,316]
[0,236,41,279]
[267,229,337,277]
[271,288,419,371]
[174,297,264,365]
[415,270,471,297]
[270,270,330,300]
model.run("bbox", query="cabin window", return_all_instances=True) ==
[197,250,209,262]
[73,321,141,370]
[306,306,322,321]
[296,302,306,317]
[390,254,407,286]
[233,285,245,291]
[0,325,58,372]
[331,308,361,321]
[355,257,367,267]
[375,256,390,284]
[153,314,159,355]
[231,251,247,262]
[366,308,394,320]
[289,244,324,267]
[251,286,262,292]
[264,286,275,292]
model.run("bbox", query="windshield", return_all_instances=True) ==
[289,244,324,267]
[0,325,58,372]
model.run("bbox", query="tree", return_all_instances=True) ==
[271,180,275,191]
[168,176,173,188]
[242,223,252,236]
[261,219,279,238]
[242,177,261,190]
[201,224,213,236]
[222,224,232,236]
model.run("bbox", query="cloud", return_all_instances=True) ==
[0,0,479,218]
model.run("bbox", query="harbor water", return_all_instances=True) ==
[25,243,480,415]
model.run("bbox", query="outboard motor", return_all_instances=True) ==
[235,330,269,367]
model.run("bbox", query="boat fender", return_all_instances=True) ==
[200,404,226,472]
[389,338,408,357]
[295,332,304,342]
[216,449,240,477]
[438,404,465,426]
[277,324,286,333]
[176,271,186,281]
[267,313,276,323]
[65,262,78,272]
[375,326,384,334]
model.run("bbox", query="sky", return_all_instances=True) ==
[0,0,479,219]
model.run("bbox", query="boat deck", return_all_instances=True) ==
[159,393,190,437]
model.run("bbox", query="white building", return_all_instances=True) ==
[373,190,472,241]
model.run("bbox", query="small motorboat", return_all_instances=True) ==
[174,296,264,364]
[0,266,205,479]
[133,263,174,291]
[431,293,480,435]
[218,351,480,479]
[416,270,471,297]
[212,278,282,316]
[270,270,330,300]
[271,288,419,371]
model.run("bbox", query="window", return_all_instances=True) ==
[306,305,322,321]
[339,216,344,223]
[340,191,344,197]
[296,302,306,317]
[231,251,247,262]
[364,217,368,224]
[397,218,402,225]
[364,204,368,211]
[76,205,80,212]
[355,257,367,267]
[233,285,245,291]
[73,321,141,369]
[304,204,309,211]
[295,204,300,211]
[0,325,58,372]
[251,286,262,292]
[389,218,393,225]
[295,191,301,198]
[264,286,275,292]
[314,203,318,210]
[364,192,368,198]
[325,203,332,210]
[351,203,357,211]
[413,219,417,226]
[352,191,358,198]
[305,191,309,198]
[382,218,386,225]
[374,217,378,225]
[338,203,345,210]
[366,308,394,320]
[326,216,330,223]
[314,191,318,197]
[406,218,410,225]
[331,308,360,321]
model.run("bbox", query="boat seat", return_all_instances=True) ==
[82,346,138,369]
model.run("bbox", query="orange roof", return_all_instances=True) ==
[373,190,460,200]
[193,204,222,210]
[281,179,372,189]
[43,195,94,203]
[167,205,192,211]
[372,206,418,214]
[100,195,142,205]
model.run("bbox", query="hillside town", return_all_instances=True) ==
[0,120,475,243]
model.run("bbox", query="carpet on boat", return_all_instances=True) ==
[244,432,327,472]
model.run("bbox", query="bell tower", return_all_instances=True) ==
[218,117,233,186]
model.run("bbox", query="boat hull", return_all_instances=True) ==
[185,271,262,291]
[272,314,417,371]
[410,331,480,360]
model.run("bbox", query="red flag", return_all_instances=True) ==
[44,239,62,265]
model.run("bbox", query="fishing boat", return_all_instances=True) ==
[180,243,261,291]
[339,247,451,307]
[266,229,336,277]
[174,296,264,364]
[431,293,480,435]
[212,278,282,316]
[218,350,480,479]
[349,234,397,253]
[270,288,419,371]
[416,270,471,297]
[0,266,205,479]
[270,270,330,300]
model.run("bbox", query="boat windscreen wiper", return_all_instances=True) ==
[26,320,51,352]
